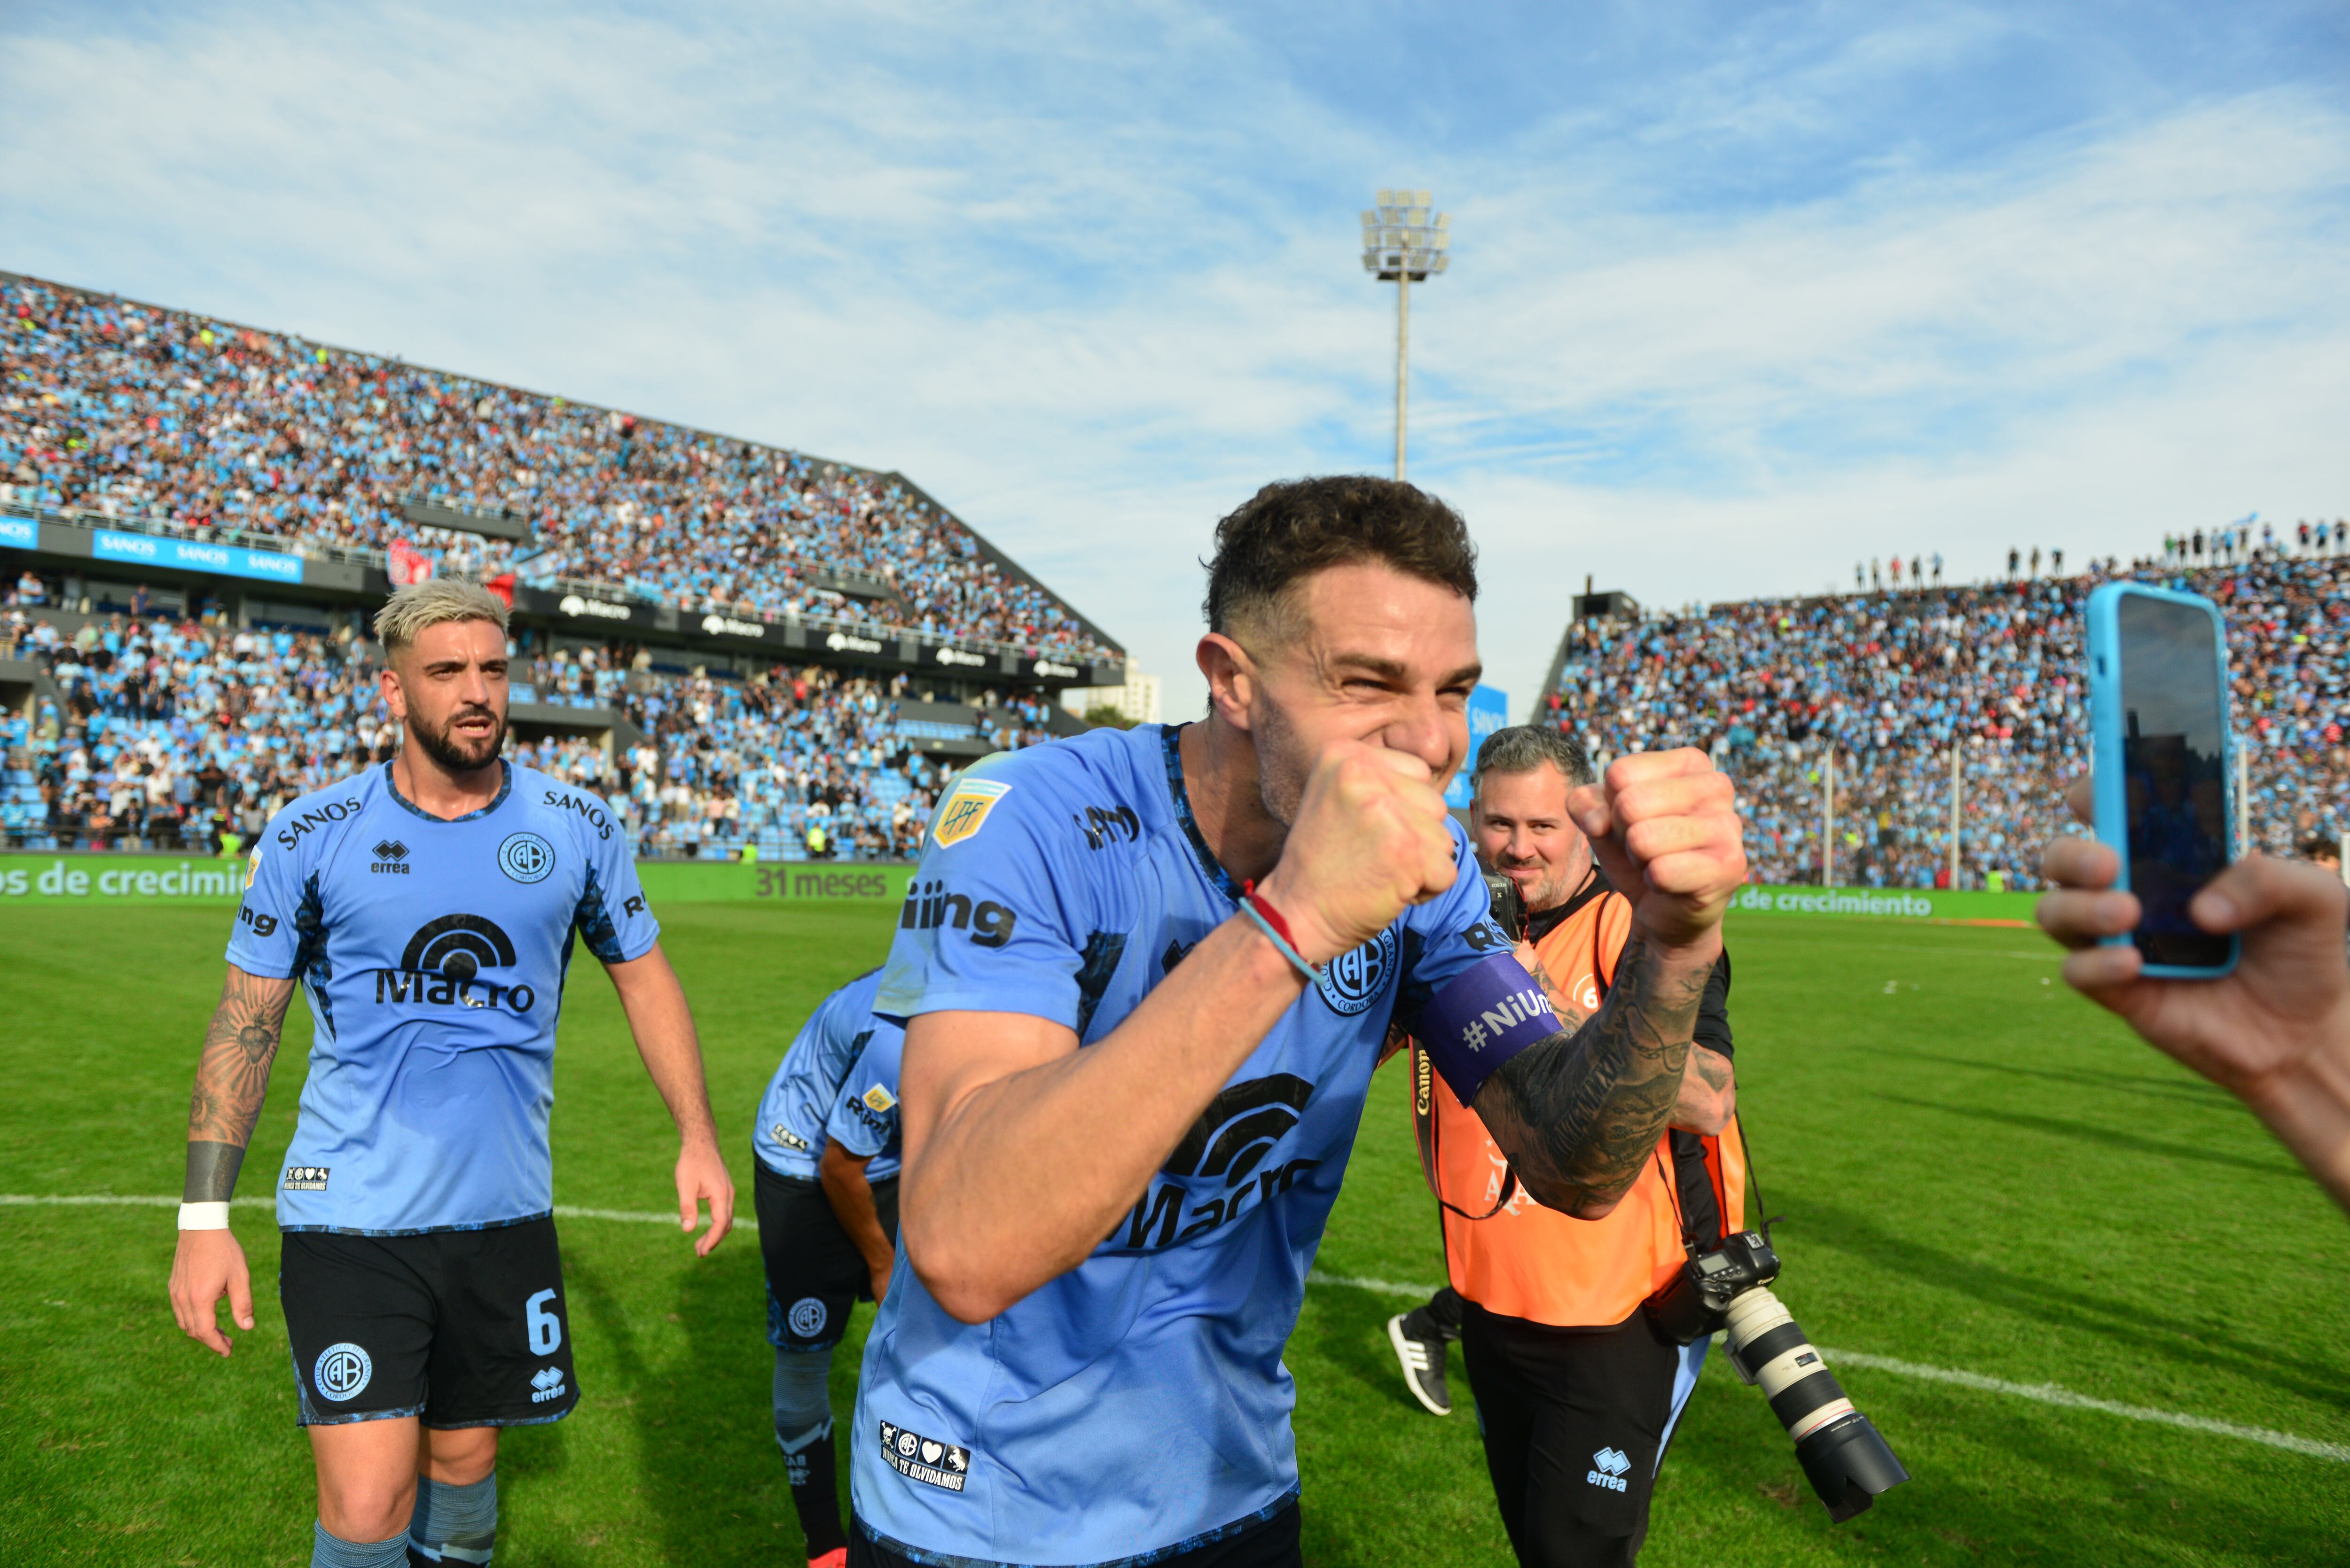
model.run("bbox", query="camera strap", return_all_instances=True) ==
[1407,1036,1520,1219]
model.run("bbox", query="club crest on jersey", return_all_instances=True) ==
[878,1420,970,1491]
[932,779,1011,847]
[1316,928,1399,1016]
[498,832,556,884]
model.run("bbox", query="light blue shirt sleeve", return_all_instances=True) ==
[877,755,1089,1029]
[570,789,659,963]
[823,1023,905,1169]
[223,822,310,978]
[1393,822,1519,1034]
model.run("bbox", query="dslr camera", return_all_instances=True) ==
[1646,1230,1909,1522]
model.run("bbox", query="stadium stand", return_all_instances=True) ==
[0,271,1123,859]
[0,271,1119,667]
[1545,554,2350,890]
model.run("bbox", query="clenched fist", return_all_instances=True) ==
[1260,741,1458,965]
[1568,749,1745,952]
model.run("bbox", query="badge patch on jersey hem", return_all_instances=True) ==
[284,1165,330,1191]
[878,1419,971,1491]
[931,779,1010,847]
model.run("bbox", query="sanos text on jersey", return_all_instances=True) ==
[274,796,365,850]
[898,879,1017,947]
[543,790,614,841]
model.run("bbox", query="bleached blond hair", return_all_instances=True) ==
[372,579,510,656]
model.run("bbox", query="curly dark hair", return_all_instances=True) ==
[1202,475,1477,646]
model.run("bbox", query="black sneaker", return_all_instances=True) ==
[1387,1311,1451,1415]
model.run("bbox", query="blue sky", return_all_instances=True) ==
[4,1,2344,714]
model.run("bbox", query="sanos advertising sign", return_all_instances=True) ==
[92,529,303,585]
[0,516,35,550]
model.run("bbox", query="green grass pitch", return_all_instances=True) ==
[2,899,2345,1565]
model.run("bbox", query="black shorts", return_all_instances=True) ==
[850,1500,1301,1568]
[280,1215,578,1430]
[1459,1301,1682,1568]
[755,1159,900,1353]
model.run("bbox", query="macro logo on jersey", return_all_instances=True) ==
[370,839,411,875]
[1116,1074,1318,1252]
[878,1420,970,1492]
[1316,927,1400,1016]
[373,914,538,1013]
[314,1342,372,1402]
[932,778,1011,847]
[498,831,556,884]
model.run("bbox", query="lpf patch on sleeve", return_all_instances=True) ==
[245,849,262,889]
[862,1084,897,1113]
[878,1419,971,1491]
[932,779,1011,847]
[1420,953,1561,1104]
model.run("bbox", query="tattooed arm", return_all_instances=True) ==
[1470,933,1715,1217]
[182,966,298,1199]
[1468,750,1745,1218]
[169,965,296,1357]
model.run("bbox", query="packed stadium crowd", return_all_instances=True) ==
[0,274,1110,663]
[1549,551,2350,889]
[0,607,983,860]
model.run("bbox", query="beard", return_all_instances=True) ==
[408,702,506,775]
[1250,693,1313,828]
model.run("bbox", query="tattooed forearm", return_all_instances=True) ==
[1669,1045,1736,1135]
[1470,932,1712,1216]
[184,967,296,1161]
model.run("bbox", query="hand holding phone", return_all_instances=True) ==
[2084,583,2238,976]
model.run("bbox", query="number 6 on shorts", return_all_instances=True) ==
[526,1288,563,1355]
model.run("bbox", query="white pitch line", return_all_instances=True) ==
[1817,1349,2350,1464]
[14,1195,2343,1464]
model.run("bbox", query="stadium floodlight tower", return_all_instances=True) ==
[1362,189,1449,481]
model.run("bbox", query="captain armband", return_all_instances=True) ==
[1418,953,1562,1104]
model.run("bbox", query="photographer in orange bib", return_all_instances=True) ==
[1386,726,1742,1568]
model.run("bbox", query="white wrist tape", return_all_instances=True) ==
[177,1201,232,1231]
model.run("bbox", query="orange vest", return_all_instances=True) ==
[1411,889,1745,1328]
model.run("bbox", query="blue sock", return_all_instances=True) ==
[408,1473,497,1564]
[310,1519,409,1568]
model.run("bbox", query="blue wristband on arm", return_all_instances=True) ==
[1418,952,1562,1103]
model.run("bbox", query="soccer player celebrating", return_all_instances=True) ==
[848,477,1746,1568]
[752,968,906,1568]
[165,581,734,1568]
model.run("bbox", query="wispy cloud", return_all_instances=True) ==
[1,1,2342,711]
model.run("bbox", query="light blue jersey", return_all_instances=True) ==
[824,1022,903,1176]
[852,725,1507,1567]
[225,761,657,1235]
[752,969,904,1183]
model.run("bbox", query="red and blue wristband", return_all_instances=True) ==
[1237,881,1322,982]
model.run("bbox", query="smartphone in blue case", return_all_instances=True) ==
[2084,582,2239,977]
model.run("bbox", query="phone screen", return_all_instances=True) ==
[2117,594,2232,967]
